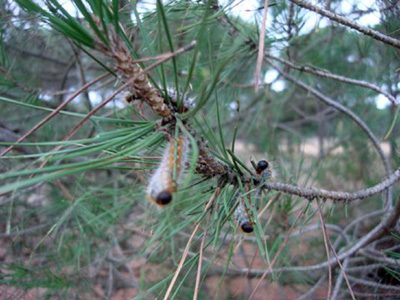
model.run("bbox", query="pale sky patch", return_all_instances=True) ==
[375,94,391,110]
[221,0,260,23]
[271,80,285,92]
[264,69,279,84]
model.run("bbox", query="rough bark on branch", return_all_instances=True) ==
[289,0,400,49]
[262,168,399,201]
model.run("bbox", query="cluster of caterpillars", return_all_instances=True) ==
[146,135,275,233]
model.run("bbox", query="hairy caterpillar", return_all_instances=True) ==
[254,159,276,209]
[234,160,276,233]
[234,183,255,233]
[146,135,189,206]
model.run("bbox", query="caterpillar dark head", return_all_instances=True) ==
[256,160,269,174]
[156,191,172,205]
[241,222,254,233]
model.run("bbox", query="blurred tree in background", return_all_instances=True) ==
[0,0,399,299]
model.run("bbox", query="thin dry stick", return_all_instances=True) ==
[248,209,304,300]
[45,76,116,97]
[193,216,210,300]
[329,252,355,299]
[316,203,355,300]
[258,193,281,217]
[0,72,110,157]
[254,0,269,92]
[289,0,400,49]
[316,201,332,300]
[163,188,219,300]
[331,258,351,300]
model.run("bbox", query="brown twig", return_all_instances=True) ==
[316,201,333,300]
[193,215,210,300]
[254,0,269,92]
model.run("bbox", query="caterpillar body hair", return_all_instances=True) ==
[234,201,254,233]
[254,159,276,208]
[234,184,255,233]
[146,135,189,206]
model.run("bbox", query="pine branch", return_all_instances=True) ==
[262,168,399,201]
[288,0,400,49]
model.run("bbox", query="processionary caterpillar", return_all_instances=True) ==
[234,160,276,233]
[234,183,255,233]
[146,134,189,206]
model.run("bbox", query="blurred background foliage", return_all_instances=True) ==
[0,0,399,299]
